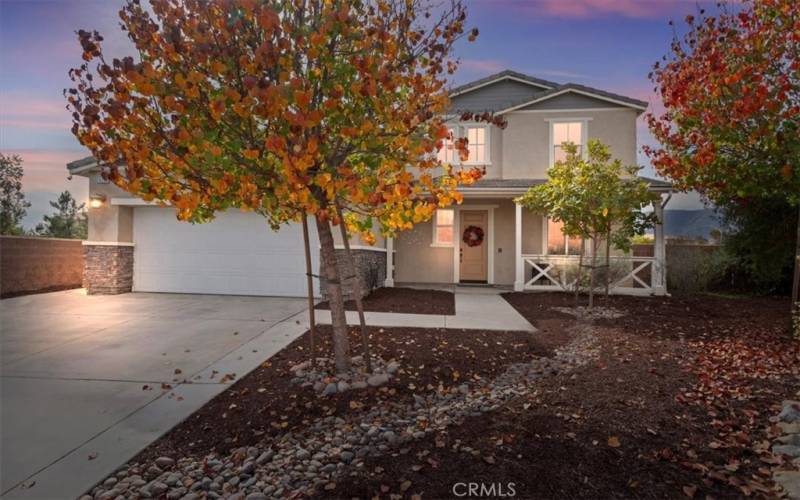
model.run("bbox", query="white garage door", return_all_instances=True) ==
[133,207,319,297]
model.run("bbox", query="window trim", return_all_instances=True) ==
[438,123,492,166]
[437,126,459,165]
[431,208,455,247]
[544,217,584,256]
[547,118,590,168]
[460,123,491,166]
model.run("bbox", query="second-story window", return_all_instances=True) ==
[437,125,490,165]
[551,121,585,164]
[437,127,458,164]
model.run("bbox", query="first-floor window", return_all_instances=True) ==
[547,219,582,256]
[432,208,454,246]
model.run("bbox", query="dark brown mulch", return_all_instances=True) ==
[316,286,455,315]
[331,293,796,499]
[502,291,791,342]
[134,323,564,464]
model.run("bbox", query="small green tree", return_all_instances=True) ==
[516,140,657,307]
[35,191,88,239]
[0,153,30,236]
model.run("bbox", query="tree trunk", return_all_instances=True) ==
[588,233,597,309]
[315,214,351,372]
[335,204,373,372]
[604,225,611,298]
[792,204,800,323]
[575,237,585,306]
[301,214,317,368]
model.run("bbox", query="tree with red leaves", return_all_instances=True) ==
[645,0,799,327]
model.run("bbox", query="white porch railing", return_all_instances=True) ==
[520,254,663,296]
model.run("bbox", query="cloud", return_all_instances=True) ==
[4,148,89,193]
[495,0,682,19]
[1,94,72,131]
[3,149,90,229]
[534,69,591,80]
[459,58,508,74]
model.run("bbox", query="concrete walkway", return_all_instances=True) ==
[1,290,310,500]
[316,288,535,332]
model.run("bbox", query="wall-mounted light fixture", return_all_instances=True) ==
[89,193,107,208]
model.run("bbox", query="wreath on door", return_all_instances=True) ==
[462,225,485,247]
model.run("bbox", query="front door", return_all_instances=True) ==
[459,210,488,282]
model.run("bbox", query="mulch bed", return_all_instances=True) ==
[316,286,455,315]
[330,292,798,499]
[133,291,798,499]
[135,323,563,464]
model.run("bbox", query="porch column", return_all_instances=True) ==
[384,237,394,287]
[653,197,667,296]
[514,202,524,291]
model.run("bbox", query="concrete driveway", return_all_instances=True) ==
[0,290,308,499]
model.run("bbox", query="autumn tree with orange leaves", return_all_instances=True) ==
[66,0,502,370]
[645,0,799,328]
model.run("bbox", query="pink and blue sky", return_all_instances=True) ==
[0,0,710,228]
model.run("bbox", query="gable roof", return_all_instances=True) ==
[67,156,99,175]
[449,70,558,97]
[450,70,649,114]
[499,83,648,113]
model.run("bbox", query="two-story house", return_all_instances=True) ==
[392,70,671,294]
[67,70,670,298]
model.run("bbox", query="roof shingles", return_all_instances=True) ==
[449,69,648,113]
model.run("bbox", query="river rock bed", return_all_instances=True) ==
[774,400,800,499]
[288,355,399,396]
[83,324,598,500]
[553,305,626,320]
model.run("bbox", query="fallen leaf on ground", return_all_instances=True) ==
[608,436,621,448]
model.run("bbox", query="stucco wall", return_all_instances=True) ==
[482,124,504,179]
[394,218,454,284]
[87,173,134,243]
[501,109,639,180]
[330,224,386,250]
[0,236,84,297]
[394,198,544,286]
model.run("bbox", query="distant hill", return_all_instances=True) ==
[663,209,721,240]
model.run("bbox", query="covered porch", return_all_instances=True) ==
[387,178,671,295]
[512,193,670,297]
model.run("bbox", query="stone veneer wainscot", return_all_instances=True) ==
[82,242,134,294]
[320,248,387,300]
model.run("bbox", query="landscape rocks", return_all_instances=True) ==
[367,373,390,387]
[553,305,625,320]
[780,401,800,423]
[773,400,800,499]
[85,324,600,499]
[289,356,396,396]
[154,457,175,469]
